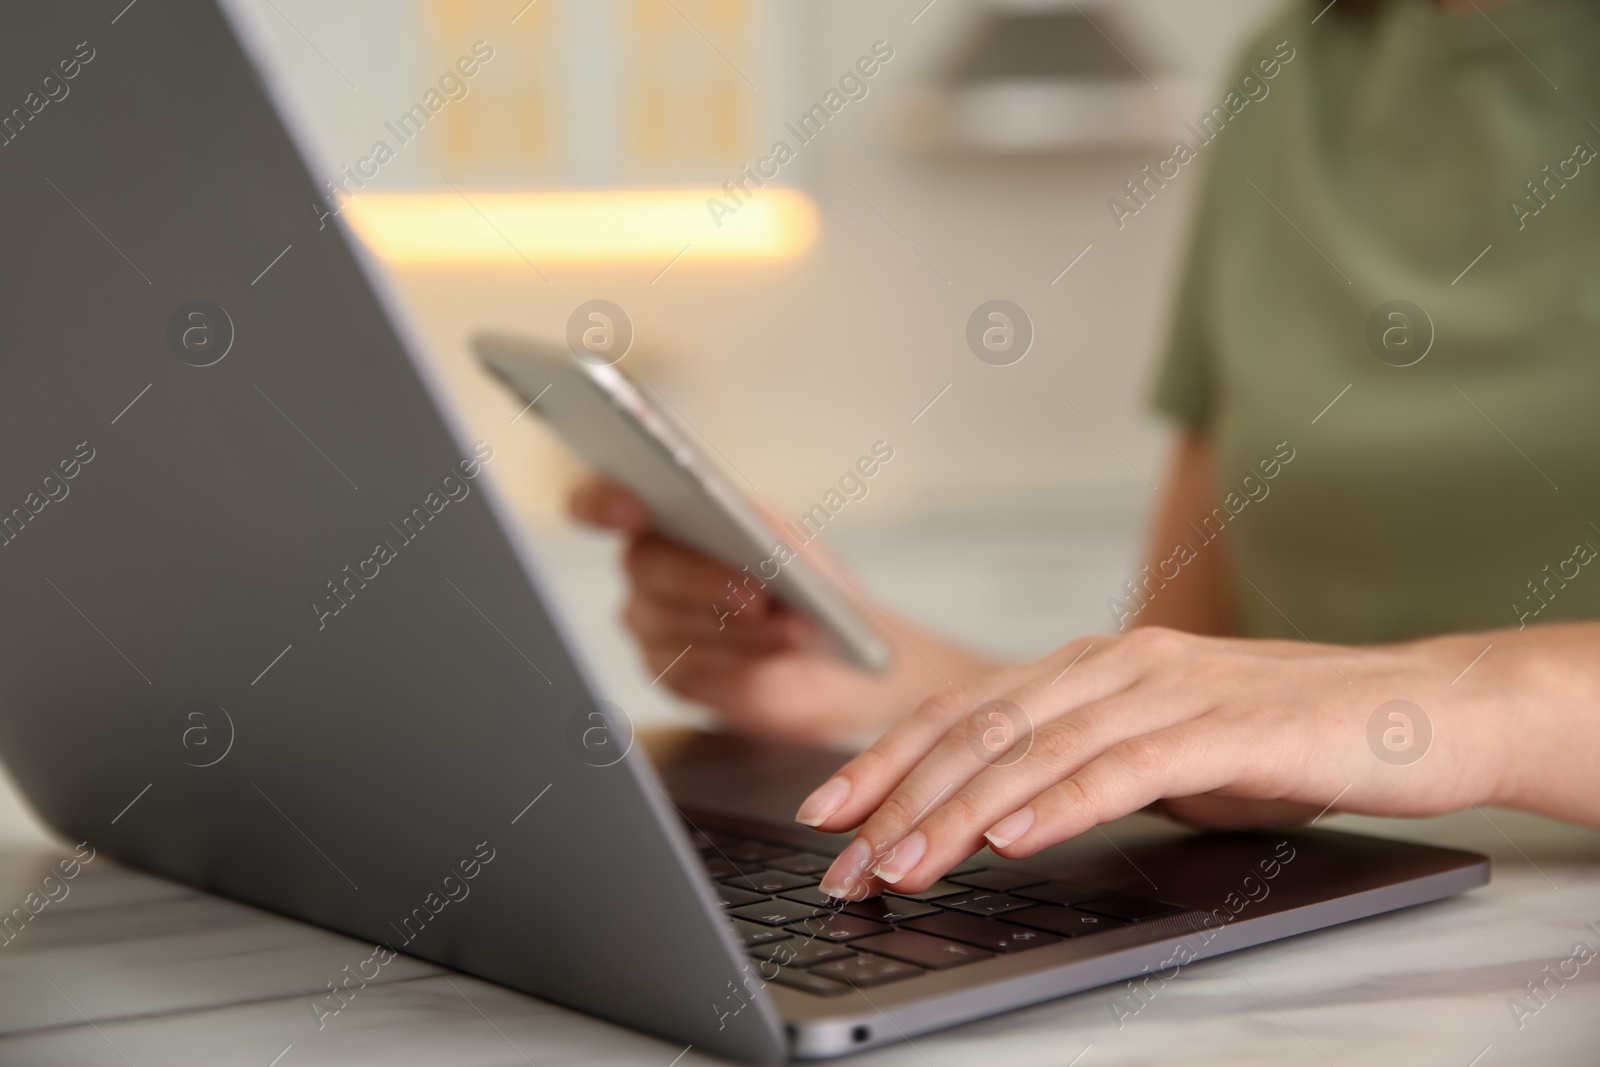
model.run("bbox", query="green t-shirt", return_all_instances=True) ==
[1151,0,1600,644]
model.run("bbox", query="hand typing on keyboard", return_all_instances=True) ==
[797,625,1550,900]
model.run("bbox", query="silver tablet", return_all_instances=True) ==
[476,333,892,674]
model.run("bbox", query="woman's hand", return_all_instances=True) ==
[568,477,996,744]
[804,625,1545,898]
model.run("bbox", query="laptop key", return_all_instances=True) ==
[810,953,924,987]
[1012,880,1101,906]
[703,857,740,880]
[749,937,856,968]
[724,841,795,863]
[717,884,769,908]
[766,852,833,875]
[947,869,1047,892]
[884,880,967,902]
[731,918,794,947]
[729,899,823,926]
[778,885,851,909]
[766,965,855,997]
[842,896,942,924]
[937,892,1036,917]
[794,913,891,942]
[947,858,986,876]
[706,856,770,878]
[1005,906,1124,938]
[696,830,741,852]
[903,911,1062,953]
[722,868,816,894]
[1075,896,1184,923]
[855,930,994,970]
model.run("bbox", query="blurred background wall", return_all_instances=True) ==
[0,0,1289,842]
[260,0,1279,525]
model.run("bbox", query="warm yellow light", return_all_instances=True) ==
[342,187,818,265]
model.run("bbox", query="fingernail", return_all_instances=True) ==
[795,777,850,827]
[819,838,873,898]
[984,808,1034,849]
[871,831,925,884]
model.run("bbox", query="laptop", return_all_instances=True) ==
[0,2,1488,1062]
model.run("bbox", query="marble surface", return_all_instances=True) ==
[1,526,1598,1064]
[0,810,1595,1065]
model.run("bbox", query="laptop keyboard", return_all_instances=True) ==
[688,826,1182,997]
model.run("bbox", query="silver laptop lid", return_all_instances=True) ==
[0,2,783,1061]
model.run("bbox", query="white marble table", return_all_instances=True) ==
[1,807,1596,1067]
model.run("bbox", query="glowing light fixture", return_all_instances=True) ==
[341,187,818,265]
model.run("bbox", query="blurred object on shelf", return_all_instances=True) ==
[898,0,1192,154]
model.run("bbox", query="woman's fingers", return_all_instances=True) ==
[623,596,800,653]
[799,651,1078,833]
[864,685,1214,891]
[811,638,1145,894]
[623,535,768,617]
[573,478,758,616]
[810,630,1264,896]
[568,478,648,533]
[806,627,1193,828]
[982,721,1256,858]
[571,480,790,645]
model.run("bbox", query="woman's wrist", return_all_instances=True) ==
[1422,622,1600,822]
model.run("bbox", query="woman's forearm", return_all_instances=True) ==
[1133,432,1238,636]
[1449,620,1600,826]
